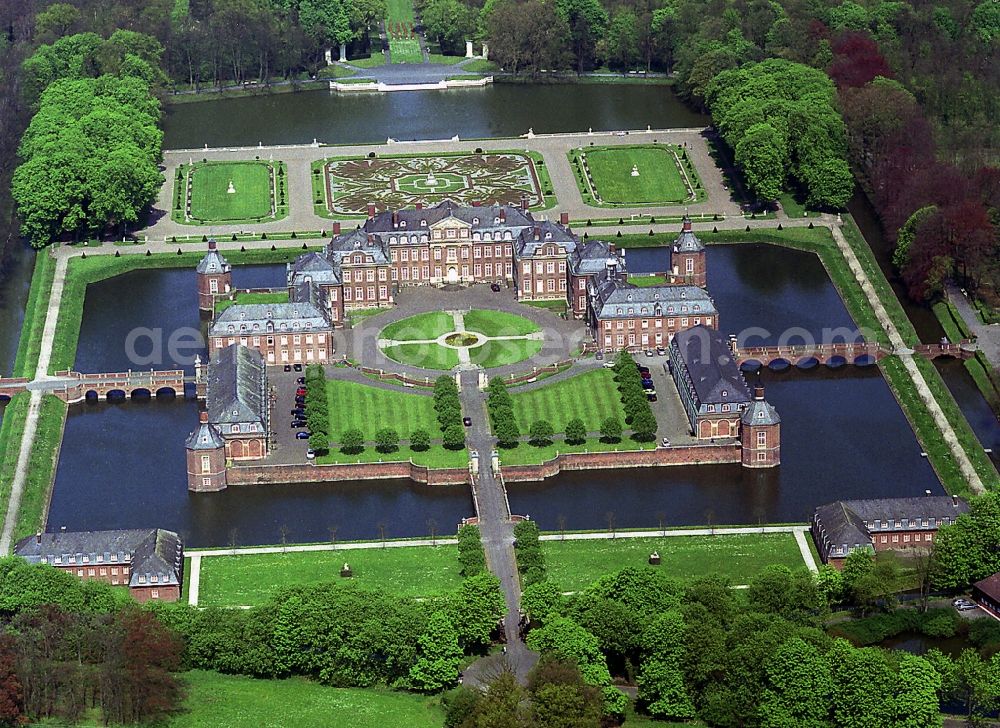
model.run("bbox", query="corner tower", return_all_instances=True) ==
[741,386,780,468]
[185,411,227,491]
[670,216,706,288]
[196,240,232,314]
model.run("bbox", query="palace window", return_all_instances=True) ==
[757,431,767,447]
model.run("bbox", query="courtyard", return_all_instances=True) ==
[570,144,701,206]
[174,160,288,224]
[315,152,552,216]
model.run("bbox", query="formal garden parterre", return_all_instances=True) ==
[173,160,289,225]
[313,151,555,217]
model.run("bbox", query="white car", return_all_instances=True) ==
[602,361,616,369]
[953,598,977,611]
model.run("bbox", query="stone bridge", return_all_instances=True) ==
[731,340,975,368]
[0,370,191,404]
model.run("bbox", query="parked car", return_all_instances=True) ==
[305,450,316,460]
[642,381,655,391]
[290,408,305,416]
[293,363,303,372]
[637,365,650,375]
[645,349,655,357]
[283,364,292,372]
[463,417,473,427]
[953,598,977,611]
[295,431,310,440]
[603,361,616,369]
[661,437,670,447]
[291,420,307,428]
[490,283,501,292]
[595,351,604,360]
[296,377,306,384]
[656,346,666,355]
[296,388,307,395]
[647,393,657,402]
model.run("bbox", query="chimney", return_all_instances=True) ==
[533,227,541,241]
[35,531,41,544]
[499,208,506,222]
[471,200,481,207]
[392,212,399,229]
[60,525,66,532]
[208,238,217,250]
[559,212,569,225]
[682,216,692,233]
[415,202,423,210]
[520,196,528,211]
[333,221,341,235]
[952,495,959,507]
[367,202,376,219]
[609,243,616,255]
[754,386,764,401]
[367,233,375,245]
[200,410,209,424]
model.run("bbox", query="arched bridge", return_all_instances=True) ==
[732,340,975,369]
[0,370,191,404]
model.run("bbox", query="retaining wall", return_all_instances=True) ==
[501,444,741,482]
[228,459,470,486]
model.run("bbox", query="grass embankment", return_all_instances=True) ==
[11,252,55,378]
[317,379,468,468]
[214,291,289,314]
[50,248,319,374]
[12,395,67,542]
[933,300,1000,411]
[196,545,461,607]
[0,393,30,533]
[172,671,445,728]
[570,144,700,206]
[541,532,808,592]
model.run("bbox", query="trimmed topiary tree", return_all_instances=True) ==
[375,427,400,453]
[600,417,622,443]
[529,419,554,447]
[565,418,586,445]
[410,428,431,451]
[442,424,466,450]
[341,428,364,454]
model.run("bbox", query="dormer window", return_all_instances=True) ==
[494,217,500,224]
[420,220,427,227]
[545,232,552,240]
[400,221,406,228]
[473,217,479,224]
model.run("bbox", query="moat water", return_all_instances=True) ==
[0,84,994,545]
[45,243,946,546]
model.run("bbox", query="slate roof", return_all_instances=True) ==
[196,246,231,274]
[569,239,623,276]
[671,326,751,407]
[185,419,225,450]
[973,572,1000,602]
[514,221,578,258]
[594,285,716,321]
[367,200,534,232]
[673,217,704,253]
[287,252,341,286]
[814,496,969,549]
[207,344,267,426]
[14,529,183,588]
[742,396,781,426]
[209,299,330,339]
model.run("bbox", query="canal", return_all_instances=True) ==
[46,241,943,546]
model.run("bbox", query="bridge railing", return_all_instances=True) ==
[55,369,186,383]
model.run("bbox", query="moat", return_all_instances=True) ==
[0,84,996,546]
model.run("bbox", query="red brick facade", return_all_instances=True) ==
[596,312,717,352]
[741,420,781,468]
[209,329,332,365]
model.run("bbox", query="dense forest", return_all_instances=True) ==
[1,0,997,299]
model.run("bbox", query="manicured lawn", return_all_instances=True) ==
[0,393,30,538]
[468,338,542,368]
[382,342,461,370]
[510,369,623,431]
[197,545,462,607]
[386,0,415,23]
[498,436,654,465]
[579,146,692,204]
[347,55,386,68]
[461,59,498,73]
[12,395,67,542]
[326,379,438,436]
[463,310,539,337]
[187,162,276,223]
[172,671,446,728]
[215,291,288,314]
[426,53,466,65]
[628,274,668,288]
[390,39,423,64]
[541,533,808,591]
[380,312,455,341]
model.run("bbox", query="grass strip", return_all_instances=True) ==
[196,545,461,607]
[50,248,319,374]
[11,252,55,378]
[541,532,808,592]
[912,356,999,490]
[932,302,1000,413]
[173,671,445,728]
[0,393,30,531]
[12,395,67,542]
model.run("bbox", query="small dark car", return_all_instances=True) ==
[283,364,292,372]
[296,377,306,384]
[290,408,305,416]
[490,283,501,292]
[595,351,604,360]
[293,363,303,372]
[291,420,307,428]
[656,346,666,355]
[647,393,658,402]
[295,431,310,440]
[463,417,473,426]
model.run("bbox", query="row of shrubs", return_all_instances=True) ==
[486,379,520,448]
[305,365,330,454]
[612,352,658,441]
[433,376,467,450]
[458,524,486,578]
[513,520,546,587]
